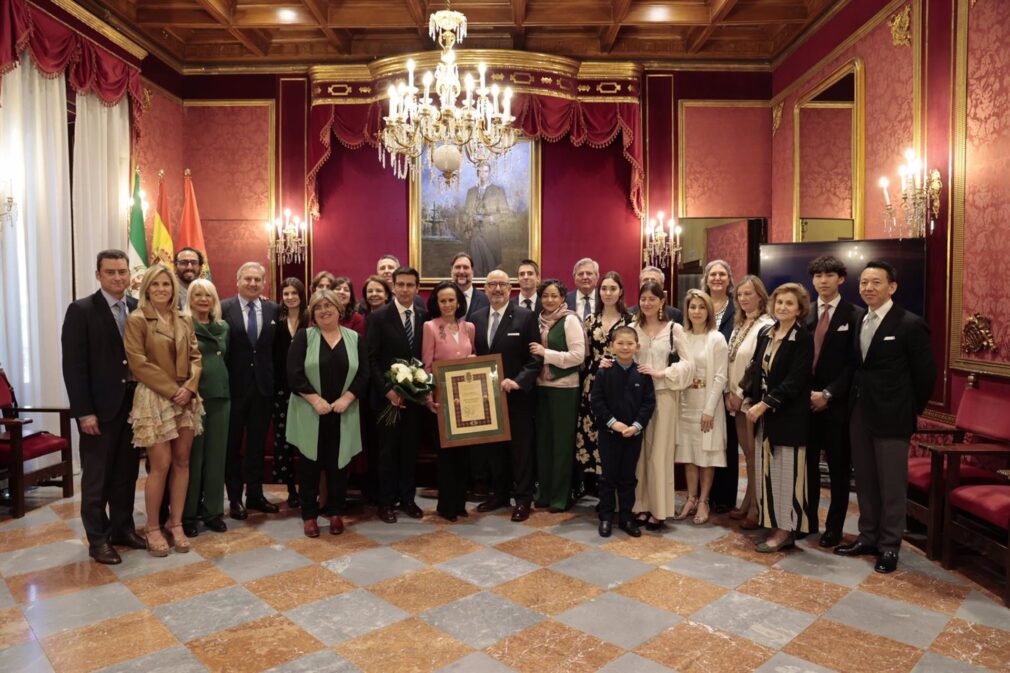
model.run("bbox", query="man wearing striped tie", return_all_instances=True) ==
[365,266,429,523]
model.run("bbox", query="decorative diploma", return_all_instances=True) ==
[432,354,511,447]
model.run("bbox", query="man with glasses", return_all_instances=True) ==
[174,247,204,308]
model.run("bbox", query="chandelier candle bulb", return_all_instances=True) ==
[879,177,891,206]
[407,59,415,89]
[478,62,486,91]
[503,88,512,119]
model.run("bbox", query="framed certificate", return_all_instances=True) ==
[431,354,511,448]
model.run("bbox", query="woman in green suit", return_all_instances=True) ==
[182,279,230,537]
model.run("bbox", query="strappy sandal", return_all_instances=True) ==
[692,500,711,526]
[145,527,170,557]
[673,496,698,521]
[166,523,191,553]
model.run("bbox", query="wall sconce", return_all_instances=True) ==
[878,148,942,239]
[643,210,682,269]
[267,208,307,264]
[0,177,16,233]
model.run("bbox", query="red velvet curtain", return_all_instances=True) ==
[307,92,643,221]
[0,0,143,132]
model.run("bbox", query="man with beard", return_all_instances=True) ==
[174,247,204,308]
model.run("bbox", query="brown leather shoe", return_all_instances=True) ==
[511,503,531,522]
[401,502,424,519]
[304,520,320,538]
[328,516,345,535]
[109,529,147,550]
[89,543,122,565]
[378,506,397,524]
[477,498,507,513]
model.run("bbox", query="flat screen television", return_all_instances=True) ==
[757,238,927,318]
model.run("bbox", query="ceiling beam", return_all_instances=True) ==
[192,0,272,56]
[403,0,428,40]
[511,0,526,48]
[599,0,632,53]
[301,0,351,53]
[688,0,738,53]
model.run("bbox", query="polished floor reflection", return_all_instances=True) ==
[0,476,1008,673]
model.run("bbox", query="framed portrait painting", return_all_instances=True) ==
[409,139,541,286]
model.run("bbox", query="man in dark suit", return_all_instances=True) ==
[450,252,490,320]
[835,260,936,574]
[806,255,863,548]
[221,261,281,519]
[471,269,544,521]
[61,250,146,564]
[377,254,424,313]
[566,257,599,319]
[366,266,429,523]
[514,259,542,314]
[628,266,683,322]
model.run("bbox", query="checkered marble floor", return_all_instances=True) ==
[1,480,1008,673]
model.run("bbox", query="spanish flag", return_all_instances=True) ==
[150,170,174,268]
[177,169,210,279]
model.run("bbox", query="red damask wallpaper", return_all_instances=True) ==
[799,107,853,219]
[705,220,749,277]
[134,83,184,244]
[962,0,1010,360]
[683,106,771,219]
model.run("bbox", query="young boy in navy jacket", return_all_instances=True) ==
[591,326,656,537]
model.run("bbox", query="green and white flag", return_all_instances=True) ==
[127,168,148,296]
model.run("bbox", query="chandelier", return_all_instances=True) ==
[267,208,308,264]
[878,148,942,239]
[643,210,683,269]
[378,2,518,187]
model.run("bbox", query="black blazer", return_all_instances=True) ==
[716,299,736,343]
[365,301,428,410]
[464,289,490,321]
[511,294,542,316]
[591,364,656,434]
[851,303,936,439]
[744,322,813,447]
[61,291,138,422]
[807,298,863,419]
[221,296,280,398]
[629,304,683,323]
[273,314,308,394]
[471,304,542,392]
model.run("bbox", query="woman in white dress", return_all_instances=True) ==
[675,289,728,525]
[724,275,774,528]
[630,280,695,530]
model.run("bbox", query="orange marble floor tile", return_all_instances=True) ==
[125,560,236,607]
[286,531,379,563]
[494,530,587,566]
[0,606,33,648]
[48,500,81,520]
[188,528,275,560]
[705,532,784,566]
[334,618,471,673]
[517,509,578,529]
[391,530,483,565]
[245,565,354,612]
[736,568,851,616]
[339,509,378,527]
[636,620,774,673]
[5,560,118,604]
[783,619,923,673]
[859,569,970,615]
[602,535,694,565]
[40,610,178,673]
[491,568,602,616]
[616,569,728,616]
[931,618,1010,673]
[368,568,478,614]
[0,520,76,553]
[485,620,622,673]
[188,614,325,673]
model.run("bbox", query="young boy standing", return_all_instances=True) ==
[591,326,656,537]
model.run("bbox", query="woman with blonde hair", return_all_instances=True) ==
[125,264,203,556]
[181,279,230,537]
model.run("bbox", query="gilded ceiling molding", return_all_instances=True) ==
[772,103,783,136]
[889,5,913,46]
[36,0,147,60]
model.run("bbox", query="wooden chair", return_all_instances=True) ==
[942,472,1010,606]
[913,387,1010,559]
[0,369,74,518]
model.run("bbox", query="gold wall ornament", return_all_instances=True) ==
[141,88,153,112]
[928,168,942,219]
[772,103,783,136]
[889,5,912,47]
[962,313,999,354]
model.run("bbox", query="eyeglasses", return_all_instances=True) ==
[485,282,510,289]
[177,260,200,267]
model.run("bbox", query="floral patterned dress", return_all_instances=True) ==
[575,312,633,475]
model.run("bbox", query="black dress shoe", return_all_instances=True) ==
[229,501,248,520]
[618,522,642,538]
[401,502,424,519]
[818,530,842,548]
[598,520,612,537]
[644,519,667,532]
[476,498,506,513]
[834,541,879,557]
[287,492,301,509]
[247,498,280,514]
[182,522,199,538]
[438,512,458,523]
[378,506,397,524]
[89,543,122,565]
[109,529,147,550]
[511,503,531,522]
[205,517,228,533]
[457,508,469,518]
[874,551,899,573]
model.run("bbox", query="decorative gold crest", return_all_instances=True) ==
[772,102,783,136]
[962,313,998,354]
[889,5,912,47]
[141,88,153,112]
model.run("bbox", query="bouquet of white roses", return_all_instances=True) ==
[377,358,434,426]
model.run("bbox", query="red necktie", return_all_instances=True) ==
[812,304,831,370]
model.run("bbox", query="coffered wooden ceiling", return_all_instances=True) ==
[82,0,841,70]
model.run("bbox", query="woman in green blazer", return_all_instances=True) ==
[183,279,231,536]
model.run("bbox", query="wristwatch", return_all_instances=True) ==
[821,390,833,403]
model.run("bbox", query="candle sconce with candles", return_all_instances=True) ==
[643,210,683,269]
[879,148,942,239]
[0,177,16,233]
[267,208,308,264]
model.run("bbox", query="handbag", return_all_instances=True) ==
[666,321,680,365]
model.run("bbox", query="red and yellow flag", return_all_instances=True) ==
[177,168,210,279]
[150,170,174,268]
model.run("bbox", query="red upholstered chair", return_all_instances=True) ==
[943,474,1010,606]
[912,387,1010,559]
[0,369,74,518]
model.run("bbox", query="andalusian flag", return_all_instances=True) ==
[177,169,210,279]
[127,168,148,290]
[150,170,174,268]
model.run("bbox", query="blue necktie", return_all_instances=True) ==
[490,311,501,343]
[113,301,126,338]
[247,301,258,346]
[404,309,414,347]
[582,295,591,319]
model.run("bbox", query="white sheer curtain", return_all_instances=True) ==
[0,55,73,426]
[72,94,131,299]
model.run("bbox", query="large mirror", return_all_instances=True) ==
[794,59,864,241]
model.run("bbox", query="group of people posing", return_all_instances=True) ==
[62,246,934,576]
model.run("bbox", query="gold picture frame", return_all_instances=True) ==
[431,354,512,448]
